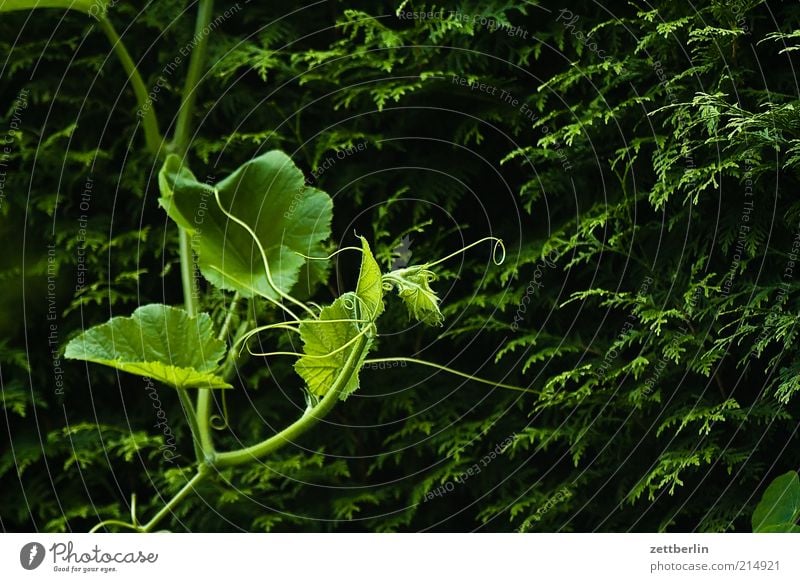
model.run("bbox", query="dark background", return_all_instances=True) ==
[1,0,799,532]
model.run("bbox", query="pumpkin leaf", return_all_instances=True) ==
[355,235,384,320]
[294,293,372,400]
[158,151,333,300]
[64,304,231,390]
[384,265,444,326]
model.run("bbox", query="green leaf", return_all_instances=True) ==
[65,304,231,390]
[752,471,800,532]
[294,293,372,400]
[758,523,800,533]
[156,154,211,230]
[355,235,384,320]
[0,0,108,17]
[384,265,444,326]
[158,151,333,300]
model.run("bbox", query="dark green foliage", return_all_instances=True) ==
[1,0,799,532]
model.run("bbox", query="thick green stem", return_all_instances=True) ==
[138,334,367,530]
[171,0,215,154]
[176,387,204,462]
[213,335,368,468]
[96,17,163,155]
[196,388,215,459]
[217,292,241,341]
[168,0,217,460]
[179,230,199,316]
[178,229,202,460]
[140,469,208,533]
[97,14,204,466]
[214,292,242,380]
[193,287,232,459]
[89,519,141,533]
[172,0,214,315]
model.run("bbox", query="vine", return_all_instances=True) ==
[7,0,521,531]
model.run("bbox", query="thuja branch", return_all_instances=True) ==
[96,17,163,155]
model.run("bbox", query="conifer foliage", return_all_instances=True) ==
[1,0,799,532]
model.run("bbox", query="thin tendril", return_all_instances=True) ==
[209,386,231,431]
[236,322,302,356]
[248,350,309,358]
[210,399,229,431]
[213,188,316,319]
[346,293,379,327]
[248,325,371,359]
[294,246,363,261]
[89,519,142,533]
[424,237,506,269]
[363,357,535,394]
[235,318,369,356]
[206,263,302,322]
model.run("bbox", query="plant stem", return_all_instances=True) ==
[96,17,163,155]
[140,469,208,533]
[193,290,232,458]
[98,13,205,465]
[171,0,215,155]
[213,292,242,398]
[139,335,367,529]
[179,230,198,316]
[217,292,241,341]
[213,334,369,467]
[178,224,202,460]
[176,387,204,462]
[89,519,141,533]
[168,0,217,461]
[196,389,215,458]
[177,157,202,459]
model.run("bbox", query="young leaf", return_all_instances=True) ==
[65,304,231,390]
[383,265,444,326]
[294,292,372,400]
[752,471,800,532]
[355,235,384,321]
[158,151,333,300]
